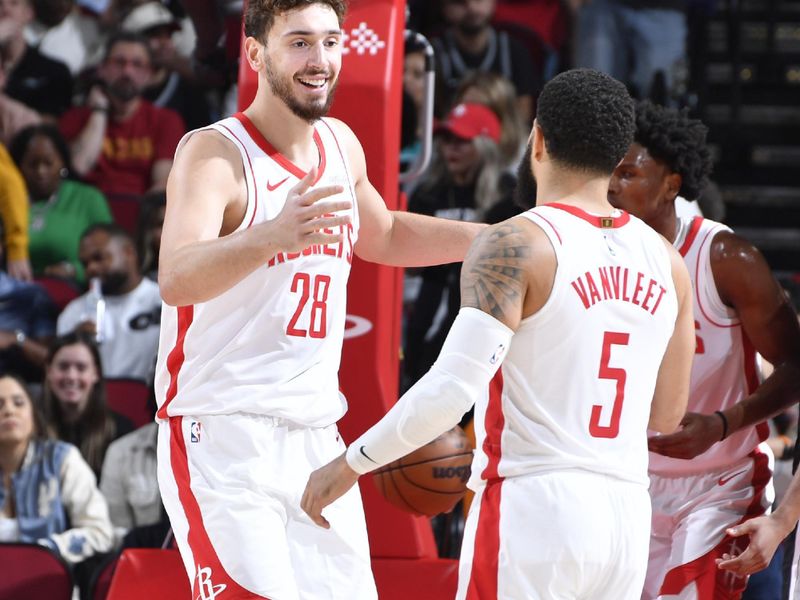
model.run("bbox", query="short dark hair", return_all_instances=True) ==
[536,69,635,175]
[634,100,713,200]
[103,31,153,64]
[244,0,348,43]
[81,222,135,247]
[9,123,75,176]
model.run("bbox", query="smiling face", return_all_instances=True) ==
[0,377,34,448]
[259,4,343,123]
[46,343,100,424]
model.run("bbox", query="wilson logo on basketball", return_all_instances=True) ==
[432,465,471,483]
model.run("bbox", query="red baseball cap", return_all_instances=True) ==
[435,103,502,143]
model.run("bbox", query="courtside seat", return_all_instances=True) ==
[105,378,154,429]
[106,548,190,600]
[0,542,73,600]
[34,276,81,313]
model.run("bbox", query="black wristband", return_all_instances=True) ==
[714,410,728,441]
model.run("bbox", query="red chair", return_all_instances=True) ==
[107,195,142,237]
[35,276,81,313]
[105,378,154,429]
[106,548,190,600]
[0,542,73,600]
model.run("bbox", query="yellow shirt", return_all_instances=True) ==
[0,142,28,261]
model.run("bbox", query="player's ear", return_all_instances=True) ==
[532,120,546,163]
[665,172,681,202]
[244,36,264,71]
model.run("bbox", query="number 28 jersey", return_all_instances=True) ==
[154,113,359,426]
[470,204,677,489]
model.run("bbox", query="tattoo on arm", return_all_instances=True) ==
[460,222,531,327]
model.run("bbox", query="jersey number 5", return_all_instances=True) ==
[589,331,630,439]
[287,273,331,338]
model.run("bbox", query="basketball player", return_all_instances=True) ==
[154,1,486,599]
[607,100,800,599]
[303,68,695,599]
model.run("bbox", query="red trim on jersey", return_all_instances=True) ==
[659,448,770,597]
[219,123,258,228]
[547,202,631,228]
[741,331,770,442]
[465,369,505,597]
[465,480,503,600]
[156,306,194,419]
[678,216,704,257]
[168,418,265,599]
[481,369,505,480]
[694,227,740,329]
[234,112,326,185]
[525,210,562,245]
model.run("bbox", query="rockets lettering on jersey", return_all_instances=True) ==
[267,222,355,267]
[570,266,668,315]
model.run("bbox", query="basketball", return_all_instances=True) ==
[373,426,474,516]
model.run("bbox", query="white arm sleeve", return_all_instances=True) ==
[346,307,513,474]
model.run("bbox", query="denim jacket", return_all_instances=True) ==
[0,439,114,563]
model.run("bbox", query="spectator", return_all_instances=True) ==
[0,271,55,381]
[571,0,688,103]
[25,0,104,75]
[0,141,32,280]
[0,0,73,116]
[121,3,213,132]
[135,190,164,282]
[59,31,185,198]
[453,70,526,171]
[401,36,426,169]
[9,124,112,283]
[432,0,540,123]
[0,60,41,146]
[100,421,163,540]
[404,103,517,387]
[42,331,133,479]
[0,372,114,563]
[57,223,161,383]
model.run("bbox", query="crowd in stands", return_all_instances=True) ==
[0,0,796,598]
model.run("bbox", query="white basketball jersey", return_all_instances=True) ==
[469,204,678,490]
[649,217,765,475]
[155,113,359,426]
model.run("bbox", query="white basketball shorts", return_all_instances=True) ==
[645,445,774,600]
[457,470,651,599]
[157,414,377,600]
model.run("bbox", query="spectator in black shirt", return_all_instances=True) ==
[432,0,540,123]
[0,0,72,116]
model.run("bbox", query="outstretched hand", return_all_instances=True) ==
[270,166,351,253]
[716,516,791,576]
[301,452,360,529]
[648,412,724,459]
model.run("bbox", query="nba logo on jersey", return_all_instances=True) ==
[190,421,201,443]
[490,343,506,365]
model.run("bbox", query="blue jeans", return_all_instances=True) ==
[573,0,687,99]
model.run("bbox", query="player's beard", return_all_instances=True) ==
[514,142,537,209]
[265,55,339,124]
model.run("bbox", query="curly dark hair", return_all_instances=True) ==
[536,69,635,175]
[634,100,713,200]
[245,0,348,43]
[9,124,75,176]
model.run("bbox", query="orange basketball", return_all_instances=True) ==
[373,426,473,516]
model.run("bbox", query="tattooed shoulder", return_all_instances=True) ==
[460,219,532,326]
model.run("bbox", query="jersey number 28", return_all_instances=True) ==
[589,331,630,439]
[287,272,331,339]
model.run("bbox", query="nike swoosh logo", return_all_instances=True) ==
[267,176,290,191]
[359,446,377,464]
[718,470,747,486]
